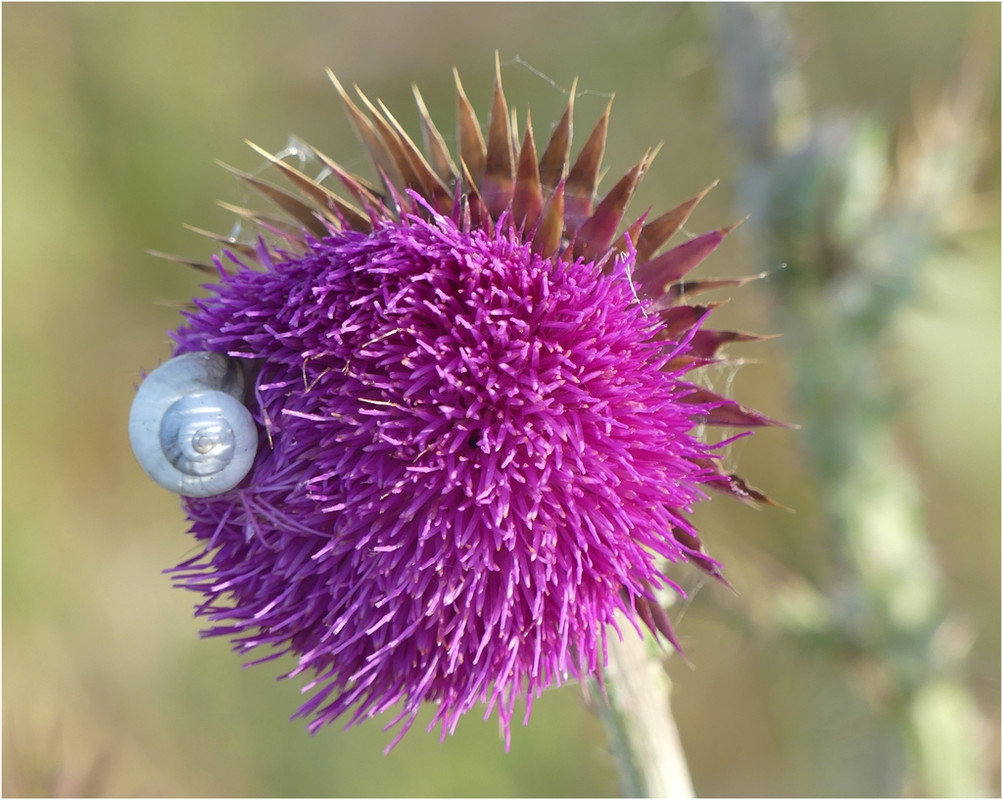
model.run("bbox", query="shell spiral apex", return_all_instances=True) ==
[128,352,258,498]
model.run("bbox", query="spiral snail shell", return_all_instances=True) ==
[129,351,258,497]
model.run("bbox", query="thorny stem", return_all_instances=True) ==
[600,623,693,798]
[715,3,991,795]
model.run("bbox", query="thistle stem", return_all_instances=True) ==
[600,626,693,798]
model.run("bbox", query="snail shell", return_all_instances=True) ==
[129,351,258,497]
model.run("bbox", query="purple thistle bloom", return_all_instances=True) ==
[135,62,778,748]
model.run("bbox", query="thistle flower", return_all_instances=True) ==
[137,61,777,748]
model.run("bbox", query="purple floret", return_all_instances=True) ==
[169,208,718,747]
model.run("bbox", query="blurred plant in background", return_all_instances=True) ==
[3,3,998,797]
[717,5,995,795]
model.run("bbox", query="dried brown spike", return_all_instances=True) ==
[412,85,458,184]
[458,158,488,232]
[663,353,719,373]
[695,457,790,510]
[660,271,769,305]
[688,330,778,358]
[182,224,259,260]
[512,110,543,231]
[669,526,730,587]
[612,215,645,258]
[216,161,329,239]
[482,55,515,218]
[327,69,404,191]
[531,181,565,257]
[454,68,486,187]
[635,220,746,310]
[636,180,719,263]
[353,87,423,191]
[458,157,484,204]
[564,96,613,236]
[633,594,686,654]
[216,200,311,249]
[538,77,577,193]
[309,149,382,227]
[573,153,648,262]
[376,165,411,218]
[638,227,726,297]
[658,301,727,340]
[146,249,216,274]
[375,99,453,212]
[245,141,370,233]
[679,387,785,428]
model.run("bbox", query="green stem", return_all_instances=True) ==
[601,624,693,798]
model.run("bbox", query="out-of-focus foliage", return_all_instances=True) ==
[3,4,998,796]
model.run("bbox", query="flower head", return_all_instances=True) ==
[153,62,777,748]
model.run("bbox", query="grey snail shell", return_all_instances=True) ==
[128,351,258,497]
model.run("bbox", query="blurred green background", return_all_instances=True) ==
[3,3,999,796]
